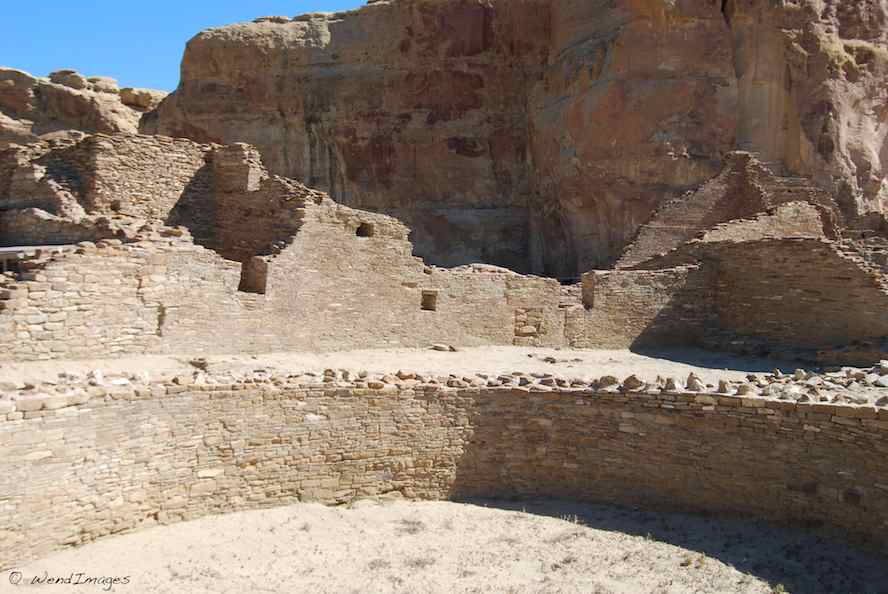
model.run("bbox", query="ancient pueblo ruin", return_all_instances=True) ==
[3,0,888,592]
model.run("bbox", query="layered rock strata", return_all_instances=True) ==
[145,0,888,276]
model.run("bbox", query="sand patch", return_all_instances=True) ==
[9,500,888,594]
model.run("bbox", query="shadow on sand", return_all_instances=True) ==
[631,346,804,375]
[457,498,888,594]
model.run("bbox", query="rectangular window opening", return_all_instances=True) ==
[421,290,438,312]
[239,257,268,294]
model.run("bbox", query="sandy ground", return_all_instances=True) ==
[0,346,800,385]
[7,499,888,594]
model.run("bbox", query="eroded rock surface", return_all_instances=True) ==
[0,67,166,150]
[144,0,888,277]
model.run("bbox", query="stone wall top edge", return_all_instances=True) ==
[2,375,887,424]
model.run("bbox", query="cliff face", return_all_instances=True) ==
[145,0,888,277]
[725,0,888,226]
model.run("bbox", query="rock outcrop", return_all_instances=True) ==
[0,67,166,149]
[142,0,886,278]
[143,0,736,276]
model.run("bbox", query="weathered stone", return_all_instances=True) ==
[622,375,644,391]
[686,374,706,392]
[598,376,619,389]
[1,67,166,149]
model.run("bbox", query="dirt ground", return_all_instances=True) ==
[9,499,888,594]
[0,346,799,385]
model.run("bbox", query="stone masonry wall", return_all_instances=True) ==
[714,238,888,348]
[0,200,569,361]
[76,134,211,220]
[265,201,566,351]
[697,201,827,244]
[617,153,842,269]
[624,202,832,272]
[0,239,164,360]
[0,209,124,247]
[0,135,211,222]
[0,206,743,360]
[2,381,887,567]
[565,266,716,349]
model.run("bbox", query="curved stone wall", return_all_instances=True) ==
[2,380,888,568]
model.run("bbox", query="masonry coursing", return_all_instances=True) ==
[2,132,887,363]
[2,378,887,568]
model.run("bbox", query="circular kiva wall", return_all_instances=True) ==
[2,380,887,567]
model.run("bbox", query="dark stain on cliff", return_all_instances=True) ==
[447,137,486,158]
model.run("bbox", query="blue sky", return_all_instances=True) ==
[2,1,362,91]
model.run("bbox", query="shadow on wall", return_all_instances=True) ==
[4,385,888,572]
[444,392,888,593]
[396,207,534,275]
[454,498,888,594]
[576,265,717,350]
[164,162,215,246]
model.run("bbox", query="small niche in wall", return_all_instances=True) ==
[0,259,20,275]
[421,290,438,312]
[239,257,268,294]
[356,222,375,238]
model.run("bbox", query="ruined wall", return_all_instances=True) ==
[14,198,880,361]
[0,143,53,206]
[0,134,214,250]
[191,145,304,262]
[0,197,569,362]
[0,140,85,219]
[0,209,124,247]
[3,381,887,567]
[0,133,584,362]
[616,156,770,270]
[263,200,565,352]
[565,265,716,350]
[617,153,840,269]
[699,202,828,244]
[77,135,210,220]
[0,240,165,361]
[713,238,888,349]
[624,201,833,272]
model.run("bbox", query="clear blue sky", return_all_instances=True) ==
[2,1,362,92]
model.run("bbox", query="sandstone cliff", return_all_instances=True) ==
[0,67,166,150]
[145,0,888,277]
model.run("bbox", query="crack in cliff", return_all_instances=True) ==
[721,0,733,26]
[277,47,292,179]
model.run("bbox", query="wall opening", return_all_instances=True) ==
[421,290,438,311]
[239,257,268,294]
[356,223,375,238]
[156,304,167,337]
[0,259,21,276]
